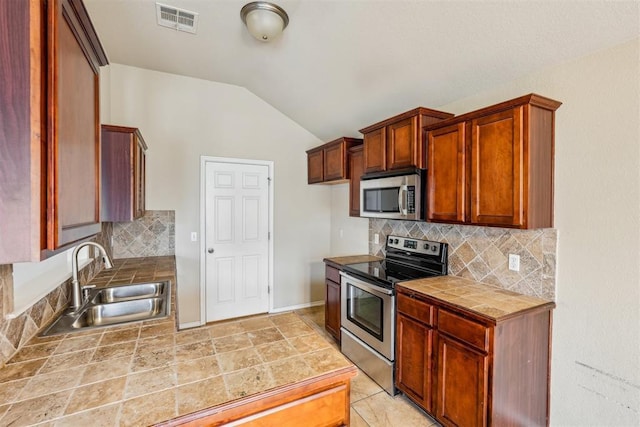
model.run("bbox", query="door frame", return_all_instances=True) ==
[199,156,274,324]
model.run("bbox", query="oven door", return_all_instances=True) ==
[340,272,395,361]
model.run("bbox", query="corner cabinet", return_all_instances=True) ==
[0,0,108,262]
[323,262,342,343]
[359,107,454,174]
[425,94,562,229]
[101,125,148,222]
[396,286,554,427]
[307,137,362,184]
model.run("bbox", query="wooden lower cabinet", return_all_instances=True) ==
[324,263,342,343]
[396,286,553,427]
[396,312,433,412]
[159,367,357,427]
[435,334,488,427]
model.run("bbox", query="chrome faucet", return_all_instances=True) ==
[71,242,114,311]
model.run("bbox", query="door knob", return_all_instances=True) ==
[207,248,214,254]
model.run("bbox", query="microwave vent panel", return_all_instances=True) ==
[156,3,199,34]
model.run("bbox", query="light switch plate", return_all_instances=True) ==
[374,233,379,244]
[190,232,198,242]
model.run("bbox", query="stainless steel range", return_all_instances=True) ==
[340,235,448,395]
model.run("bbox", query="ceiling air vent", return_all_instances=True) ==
[156,2,199,34]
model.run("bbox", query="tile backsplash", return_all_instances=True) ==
[112,210,175,259]
[370,219,557,301]
[0,223,113,367]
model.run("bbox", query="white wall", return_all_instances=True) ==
[435,39,640,426]
[329,184,369,255]
[104,64,330,324]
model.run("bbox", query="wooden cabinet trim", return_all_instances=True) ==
[424,94,561,132]
[157,366,357,427]
[359,107,453,134]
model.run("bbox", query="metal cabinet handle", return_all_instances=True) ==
[207,248,214,254]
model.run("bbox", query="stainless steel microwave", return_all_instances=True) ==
[360,169,425,220]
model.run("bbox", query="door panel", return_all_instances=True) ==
[205,161,270,322]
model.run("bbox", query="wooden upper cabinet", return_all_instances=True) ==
[471,107,524,227]
[362,127,386,173]
[348,145,364,217]
[0,0,108,262]
[306,137,363,184]
[307,149,324,184]
[360,107,454,174]
[101,125,148,222]
[425,94,561,229]
[427,123,466,223]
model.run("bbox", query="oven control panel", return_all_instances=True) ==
[387,235,441,256]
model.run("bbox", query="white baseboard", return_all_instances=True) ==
[178,321,204,330]
[270,300,324,313]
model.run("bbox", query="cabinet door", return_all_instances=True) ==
[349,147,364,217]
[363,127,386,173]
[470,107,524,227]
[396,313,433,412]
[134,135,146,219]
[387,116,418,170]
[435,334,488,427]
[307,149,324,184]
[323,142,346,181]
[325,280,341,342]
[427,123,466,223]
[48,0,102,248]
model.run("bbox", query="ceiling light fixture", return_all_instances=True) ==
[240,1,289,42]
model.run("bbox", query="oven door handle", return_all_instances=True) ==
[340,272,394,296]
[398,185,408,215]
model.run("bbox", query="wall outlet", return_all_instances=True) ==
[374,233,379,244]
[508,254,520,271]
[190,232,198,242]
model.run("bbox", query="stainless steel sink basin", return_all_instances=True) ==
[72,298,165,328]
[91,282,166,304]
[40,280,171,336]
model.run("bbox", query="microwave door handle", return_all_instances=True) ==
[398,185,408,215]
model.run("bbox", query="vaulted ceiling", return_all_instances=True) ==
[84,0,639,141]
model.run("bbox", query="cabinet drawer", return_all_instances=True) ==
[397,293,434,326]
[438,309,489,352]
[325,265,341,284]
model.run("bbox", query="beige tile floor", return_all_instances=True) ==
[295,306,439,427]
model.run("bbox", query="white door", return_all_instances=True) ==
[204,160,271,322]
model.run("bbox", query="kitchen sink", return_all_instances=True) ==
[72,298,165,328]
[40,280,171,336]
[91,282,166,304]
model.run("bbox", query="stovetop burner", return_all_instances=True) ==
[341,235,448,289]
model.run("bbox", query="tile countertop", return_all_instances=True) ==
[0,256,354,427]
[324,254,382,266]
[398,275,555,321]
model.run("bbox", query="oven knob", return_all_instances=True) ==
[431,245,437,251]
[394,238,399,244]
[423,243,429,250]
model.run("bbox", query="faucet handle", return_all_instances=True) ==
[81,284,96,300]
